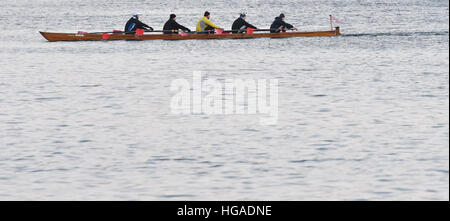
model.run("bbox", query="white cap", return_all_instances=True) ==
[133,12,142,17]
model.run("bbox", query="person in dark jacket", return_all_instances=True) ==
[163,14,191,34]
[270,14,298,33]
[231,13,258,33]
[124,12,154,33]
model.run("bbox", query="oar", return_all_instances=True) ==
[152,30,196,34]
[86,30,128,34]
[233,28,298,32]
[221,29,273,32]
[87,29,157,34]
[90,29,152,39]
[197,28,296,34]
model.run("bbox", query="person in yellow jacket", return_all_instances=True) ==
[196,11,222,33]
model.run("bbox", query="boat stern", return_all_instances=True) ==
[335,27,341,36]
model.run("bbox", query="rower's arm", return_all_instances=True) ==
[175,21,191,32]
[204,19,221,29]
[283,21,294,29]
[244,20,258,29]
[138,20,153,30]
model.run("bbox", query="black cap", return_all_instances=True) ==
[204,11,210,16]
[279,13,285,18]
[170,14,176,19]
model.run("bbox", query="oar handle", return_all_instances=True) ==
[220,28,295,32]
[153,30,198,34]
[89,28,157,34]
[89,30,137,34]
[156,28,292,34]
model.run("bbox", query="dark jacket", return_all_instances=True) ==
[231,17,257,33]
[163,19,191,34]
[270,17,294,33]
[124,17,153,32]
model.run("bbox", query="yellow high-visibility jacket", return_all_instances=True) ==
[196,16,221,32]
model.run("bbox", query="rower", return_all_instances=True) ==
[163,14,191,34]
[270,14,298,33]
[196,11,222,33]
[124,12,154,33]
[231,12,258,33]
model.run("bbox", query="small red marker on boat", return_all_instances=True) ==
[102,33,110,40]
[215,28,223,35]
[136,29,145,36]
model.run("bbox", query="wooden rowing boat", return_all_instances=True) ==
[39,27,340,42]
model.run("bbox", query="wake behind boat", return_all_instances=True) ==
[39,27,341,42]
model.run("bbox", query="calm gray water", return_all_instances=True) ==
[0,0,448,200]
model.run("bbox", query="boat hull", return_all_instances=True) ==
[40,27,341,42]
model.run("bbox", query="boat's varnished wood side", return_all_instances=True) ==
[40,27,341,42]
